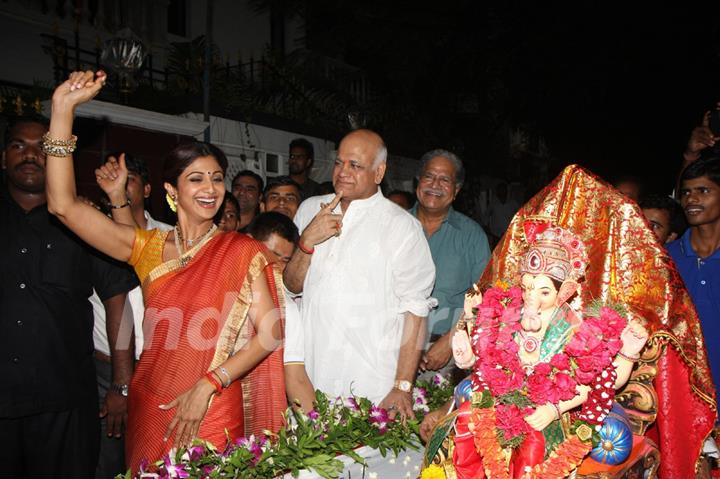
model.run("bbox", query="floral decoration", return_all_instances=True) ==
[463,286,630,478]
[121,375,453,479]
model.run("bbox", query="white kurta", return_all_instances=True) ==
[282,291,304,364]
[294,190,436,404]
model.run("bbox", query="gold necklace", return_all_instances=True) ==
[174,224,217,263]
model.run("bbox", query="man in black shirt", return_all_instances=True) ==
[0,118,138,478]
[288,138,321,200]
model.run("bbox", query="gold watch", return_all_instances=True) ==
[394,379,413,393]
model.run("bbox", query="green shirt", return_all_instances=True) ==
[411,205,491,335]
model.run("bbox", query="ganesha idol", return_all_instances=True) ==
[422,223,649,479]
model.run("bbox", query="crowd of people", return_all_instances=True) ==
[1,70,718,478]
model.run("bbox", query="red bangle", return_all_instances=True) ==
[550,402,561,420]
[204,372,223,395]
[298,240,315,255]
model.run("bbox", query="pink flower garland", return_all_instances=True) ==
[470,288,628,443]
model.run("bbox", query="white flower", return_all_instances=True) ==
[369,473,378,479]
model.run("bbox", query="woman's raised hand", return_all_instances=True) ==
[52,70,107,112]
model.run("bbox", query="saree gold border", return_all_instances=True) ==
[650,331,717,411]
[209,251,271,367]
[241,378,252,437]
[206,251,270,436]
[143,230,219,288]
[270,262,287,325]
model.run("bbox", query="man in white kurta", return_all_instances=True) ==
[285,129,436,417]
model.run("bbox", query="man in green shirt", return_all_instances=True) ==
[412,149,491,372]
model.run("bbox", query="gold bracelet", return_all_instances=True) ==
[41,133,77,157]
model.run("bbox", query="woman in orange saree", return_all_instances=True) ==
[43,70,287,472]
[125,225,287,470]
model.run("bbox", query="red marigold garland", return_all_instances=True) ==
[469,407,511,479]
[525,436,592,479]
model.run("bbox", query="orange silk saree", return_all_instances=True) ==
[125,229,287,471]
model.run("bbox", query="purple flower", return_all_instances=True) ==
[188,445,205,461]
[432,373,448,386]
[232,435,264,465]
[369,405,388,422]
[162,455,190,479]
[368,405,391,434]
[138,458,150,474]
[307,409,320,420]
[200,464,215,477]
[343,397,360,412]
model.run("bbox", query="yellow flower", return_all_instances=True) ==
[420,464,446,479]
[494,279,510,290]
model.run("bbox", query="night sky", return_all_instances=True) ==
[303,2,720,194]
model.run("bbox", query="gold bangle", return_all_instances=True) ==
[42,133,78,147]
[42,133,77,157]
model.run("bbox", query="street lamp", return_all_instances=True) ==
[100,28,147,100]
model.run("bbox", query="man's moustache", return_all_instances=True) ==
[16,160,43,171]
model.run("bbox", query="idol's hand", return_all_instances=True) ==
[452,330,476,369]
[52,70,106,113]
[524,403,558,431]
[620,320,648,357]
[95,153,129,202]
[300,192,344,247]
[159,377,216,447]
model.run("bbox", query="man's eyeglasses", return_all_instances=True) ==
[419,173,455,187]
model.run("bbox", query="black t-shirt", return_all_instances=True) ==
[299,177,322,201]
[0,192,138,417]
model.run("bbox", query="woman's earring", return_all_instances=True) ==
[166,193,177,213]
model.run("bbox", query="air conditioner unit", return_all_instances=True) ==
[223,149,286,190]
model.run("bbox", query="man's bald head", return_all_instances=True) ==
[333,129,388,205]
[340,129,387,169]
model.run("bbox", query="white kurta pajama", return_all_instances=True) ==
[294,191,436,404]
